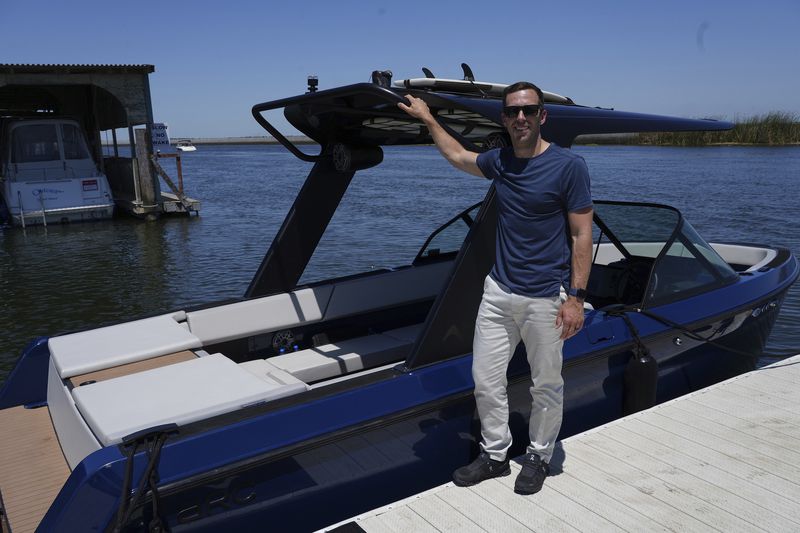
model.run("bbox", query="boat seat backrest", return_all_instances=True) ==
[185,261,452,346]
[185,286,334,345]
[322,261,451,320]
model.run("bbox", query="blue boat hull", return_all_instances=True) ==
[34,288,785,532]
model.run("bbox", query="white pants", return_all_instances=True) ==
[472,275,565,463]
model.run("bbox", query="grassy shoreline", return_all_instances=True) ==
[576,112,800,146]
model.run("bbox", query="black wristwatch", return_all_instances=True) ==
[568,287,587,301]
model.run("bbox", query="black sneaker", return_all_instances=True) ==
[453,452,511,487]
[514,453,550,495]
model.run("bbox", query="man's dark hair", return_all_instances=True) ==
[502,81,545,107]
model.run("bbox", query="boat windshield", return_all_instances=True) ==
[9,122,91,164]
[647,218,739,306]
[11,123,60,163]
[415,202,481,262]
[61,123,91,160]
[413,200,739,309]
[593,202,738,307]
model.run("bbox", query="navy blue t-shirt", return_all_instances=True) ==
[476,144,592,297]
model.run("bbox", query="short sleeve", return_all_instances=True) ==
[563,156,593,212]
[476,148,502,180]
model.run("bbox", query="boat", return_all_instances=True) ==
[0,68,797,532]
[175,139,196,152]
[0,117,115,227]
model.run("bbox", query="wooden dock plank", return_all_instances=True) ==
[648,408,800,471]
[612,419,800,527]
[564,439,727,532]
[407,493,488,533]
[322,354,800,533]
[636,413,800,504]
[558,452,706,533]
[359,505,439,533]
[760,360,800,379]
[599,423,798,531]
[723,381,800,413]
[678,390,800,434]
[490,463,622,532]
[668,395,800,451]
[545,464,672,532]
[437,484,533,532]
[657,390,800,446]
[471,478,580,533]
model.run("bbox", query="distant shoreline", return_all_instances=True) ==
[190,136,317,145]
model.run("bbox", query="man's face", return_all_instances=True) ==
[501,89,547,147]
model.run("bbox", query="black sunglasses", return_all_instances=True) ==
[502,104,542,118]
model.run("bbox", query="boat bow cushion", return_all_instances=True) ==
[49,313,202,378]
[72,353,308,445]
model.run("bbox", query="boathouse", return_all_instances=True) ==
[0,63,198,219]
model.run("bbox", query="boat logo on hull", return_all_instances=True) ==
[32,187,65,197]
[751,300,778,318]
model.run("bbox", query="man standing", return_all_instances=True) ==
[398,82,593,495]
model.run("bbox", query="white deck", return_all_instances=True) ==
[323,354,800,532]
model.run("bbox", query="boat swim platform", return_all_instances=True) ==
[322,353,800,532]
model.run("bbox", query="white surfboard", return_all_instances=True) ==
[393,77,573,104]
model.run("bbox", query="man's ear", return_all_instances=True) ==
[539,108,548,126]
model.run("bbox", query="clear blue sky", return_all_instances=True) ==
[3,0,798,138]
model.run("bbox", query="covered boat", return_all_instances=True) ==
[0,117,114,227]
[0,70,796,532]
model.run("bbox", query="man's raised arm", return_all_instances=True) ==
[397,95,484,178]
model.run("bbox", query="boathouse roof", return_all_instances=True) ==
[0,64,154,74]
[0,63,155,129]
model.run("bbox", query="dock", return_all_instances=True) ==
[323,354,800,532]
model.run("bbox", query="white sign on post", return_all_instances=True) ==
[151,123,174,152]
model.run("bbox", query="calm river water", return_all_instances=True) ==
[1,145,799,384]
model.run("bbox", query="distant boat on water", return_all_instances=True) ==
[174,139,196,152]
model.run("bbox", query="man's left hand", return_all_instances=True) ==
[556,299,585,340]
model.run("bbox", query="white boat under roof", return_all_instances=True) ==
[0,117,114,226]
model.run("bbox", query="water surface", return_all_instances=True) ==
[2,145,798,383]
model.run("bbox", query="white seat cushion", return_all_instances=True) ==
[72,353,307,445]
[50,313,202,378]
[239,359,309,389]
[269,334,410,382]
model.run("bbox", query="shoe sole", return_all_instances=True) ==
[453,466,511,487]
[514,475,548,495]
[513,484,544,495]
